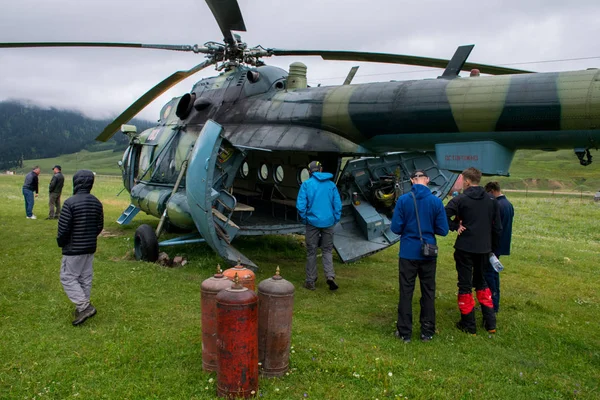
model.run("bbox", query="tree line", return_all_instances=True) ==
[0,101,153,170]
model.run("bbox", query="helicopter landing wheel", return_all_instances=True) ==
[134,224,159,262]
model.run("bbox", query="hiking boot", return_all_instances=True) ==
[456,321,476,336]
[420,334,434,342]
[395,330,411,343]
[72,304,97,326]
[326,278,338,291]
[484,321,497,334]
[303,281,316,291]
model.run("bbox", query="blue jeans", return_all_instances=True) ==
[23,188,34,217]
[484,258,500,312]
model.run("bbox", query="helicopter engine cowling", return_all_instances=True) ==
[194,97,212,111]
[176,92,196,119]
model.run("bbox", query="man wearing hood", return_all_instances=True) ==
[296,161,342,291]
[445,167,502,335]
[391,169,449,343]
[57,170,104,326]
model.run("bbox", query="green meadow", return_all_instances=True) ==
[1,169,599,399]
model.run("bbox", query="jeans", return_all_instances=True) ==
[23,188,34,217]
[484,257,500,312]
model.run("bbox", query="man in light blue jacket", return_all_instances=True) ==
[296,161,342,291]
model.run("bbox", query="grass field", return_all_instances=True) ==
[0,174,599,399]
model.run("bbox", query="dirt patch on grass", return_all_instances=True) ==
[548,180,567,190]
[100,228,123,238]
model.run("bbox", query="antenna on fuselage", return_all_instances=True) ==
[439,45,475,79]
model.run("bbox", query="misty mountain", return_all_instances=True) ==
[0,101,154,169]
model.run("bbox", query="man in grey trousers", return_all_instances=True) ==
[296,161,342,291]
[47,165,64,220]
[57,170,104,326]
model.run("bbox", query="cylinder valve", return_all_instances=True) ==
[223,258,256,291]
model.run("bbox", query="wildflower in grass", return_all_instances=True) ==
[208,378,214,383]
[388,372,393,377]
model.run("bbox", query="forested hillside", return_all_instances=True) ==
[0,101,153,169]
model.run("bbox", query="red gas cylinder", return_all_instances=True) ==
[216,273,259,398]
[201,265,232,372]
[223,258,256,291]
[258,266,295,377]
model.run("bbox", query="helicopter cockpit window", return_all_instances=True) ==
[240,161,249,178]
[136,145,155,182]
[259,163,269,181]
[298,168,310,184]
[274,165,284,183]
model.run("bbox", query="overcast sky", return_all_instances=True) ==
[1,0,598,122]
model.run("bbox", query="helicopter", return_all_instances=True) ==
[2,0,599,269]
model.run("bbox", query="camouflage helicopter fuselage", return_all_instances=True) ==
[125,64,600,230]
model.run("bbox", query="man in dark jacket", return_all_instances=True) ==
[296,161,342,291]
[22,166,40,219]
[47,165,65,220]
[484,181,514,312]
[57,170,104,326]
[391,169,449,342]
[445,167,502,335]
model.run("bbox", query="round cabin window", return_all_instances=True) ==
[274,165,284,183]
[240,161,249,178]
[298,168,310,184]
[259,163,269,181]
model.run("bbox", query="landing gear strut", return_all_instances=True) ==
[575,148,593,166]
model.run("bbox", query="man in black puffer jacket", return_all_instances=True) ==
[57,170,104,326]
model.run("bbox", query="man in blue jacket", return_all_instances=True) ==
[22,166,41,219]
[484,181,514,313]
[296,161,342,291]
[391,169,449,342]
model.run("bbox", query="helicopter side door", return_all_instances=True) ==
[185,120,252,267]
[334,152,458,263]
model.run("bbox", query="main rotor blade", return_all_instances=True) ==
[269,49,532,75]
[205,0,246,46]
[0,42,202,52]
[95,59,215,142]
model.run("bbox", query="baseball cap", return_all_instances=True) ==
[410,169,428,178]
[308,161,322,173]
[53,165,62,171]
